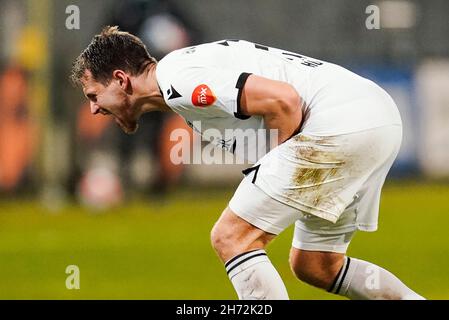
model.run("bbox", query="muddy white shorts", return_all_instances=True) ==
[228,124,402,253]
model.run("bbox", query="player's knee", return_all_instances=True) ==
[210,221,234,255]
[211,207,275,262]
[289,248,344,290]
[289,257,320,286]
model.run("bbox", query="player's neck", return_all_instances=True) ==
[134,63,171,114]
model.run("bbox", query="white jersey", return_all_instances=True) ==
[156,39,401,163]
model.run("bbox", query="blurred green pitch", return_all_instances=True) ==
[0,182,447,300]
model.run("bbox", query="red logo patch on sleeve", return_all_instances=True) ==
[191,84,216,107]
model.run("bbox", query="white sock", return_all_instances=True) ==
[225,249,289,300]
[328,257,425,300]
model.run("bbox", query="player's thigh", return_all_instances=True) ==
[228,174,302,236]
[289,211,357,288]
[214,155,305,261]
[292,206,358,254]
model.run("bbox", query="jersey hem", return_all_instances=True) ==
[254,182,341,224]
[228,201,284,235]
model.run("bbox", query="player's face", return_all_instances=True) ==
[82,70,139,134]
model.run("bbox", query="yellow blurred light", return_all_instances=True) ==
[16,26,48,71]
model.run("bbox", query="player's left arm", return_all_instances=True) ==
[240,74,303,144]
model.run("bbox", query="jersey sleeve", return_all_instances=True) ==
[156,60,252,120]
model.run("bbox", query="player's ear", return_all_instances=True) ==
[112,70,128,89]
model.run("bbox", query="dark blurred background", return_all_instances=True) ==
[0,0,448,300]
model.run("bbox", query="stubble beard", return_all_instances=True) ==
[116,96,139,135]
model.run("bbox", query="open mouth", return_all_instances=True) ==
[98,108,112,116]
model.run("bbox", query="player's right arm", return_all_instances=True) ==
[157,50,303,145]
[239,74,303,144]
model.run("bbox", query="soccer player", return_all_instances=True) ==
[71,26,425,300]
